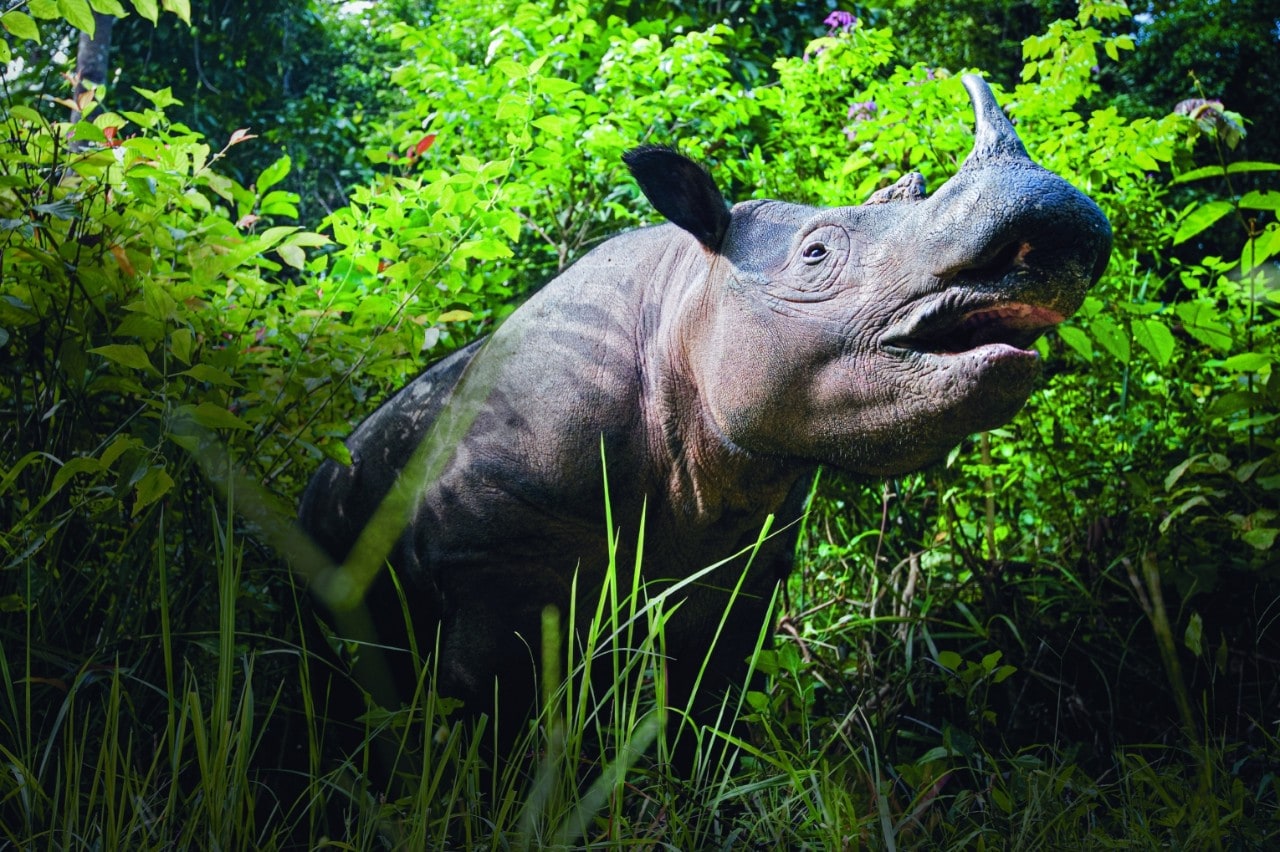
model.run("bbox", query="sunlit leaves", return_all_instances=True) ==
[1,11,40,42]
[1173,200,1233,245]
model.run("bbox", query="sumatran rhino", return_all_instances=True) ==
[299,75,1112,740]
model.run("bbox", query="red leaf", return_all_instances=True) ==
[408,133,437,160]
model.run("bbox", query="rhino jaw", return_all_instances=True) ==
[883,298,1065,358]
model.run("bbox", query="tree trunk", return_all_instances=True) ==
[71,13,116,123]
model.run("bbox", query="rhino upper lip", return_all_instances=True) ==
[885,300,1065,356]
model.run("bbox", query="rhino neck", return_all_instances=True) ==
[640,242,809,531]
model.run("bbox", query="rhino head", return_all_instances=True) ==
[625,75,1111,477]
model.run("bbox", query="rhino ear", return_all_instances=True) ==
[623,146,731,250]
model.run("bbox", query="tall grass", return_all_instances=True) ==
[3,470,1277,849]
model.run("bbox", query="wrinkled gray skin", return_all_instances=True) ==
[299,76,1112,734]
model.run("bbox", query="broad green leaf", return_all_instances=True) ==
[133,85,180,108]
[1242,227,1280,272]
[51,455,104,496]
[1184,612,1203,656]
[90,343,157,373]
[1174,301,1234,352]
[179,364,243,387]
[131,0,158,22]
[1131,317,1175,367]
[28,0,60,20]
[1242,527,1277,551]
[170,327,193,364]
[160,0,190,23]
[1239,189,1280,211]
[492,57,525,79]
[1159,494,1208,534]
[1173,200,1233,245]
[58,0,96,34]
[133,466,174,516]
[88,0,128,15]
[99,434,141,469]
[936,650,962,671]
[283,231,330,248]
[70,121,107,144]
[192,402,251,431]
[257,154,291,193]
[256,225,298,251]
[458,238,513,261]
[1,11,40,42]
[9,105,45,124]
[1089,314,1129,364]
[0,41,9,62]
[437,309,474,323]
[1208,352,1273,373]
[277,243,306,269]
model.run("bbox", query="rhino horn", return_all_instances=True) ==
[961,74,1031,164]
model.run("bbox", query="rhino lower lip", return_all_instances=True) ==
[887,303,1065,356]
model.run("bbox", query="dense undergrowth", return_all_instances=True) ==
[1,0,1277,847]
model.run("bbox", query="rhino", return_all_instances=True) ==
[298,75,1112,745]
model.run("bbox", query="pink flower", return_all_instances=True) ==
[824,10,856,33]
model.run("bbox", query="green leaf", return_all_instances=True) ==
[492,57,525,79]
[1208,352,1273,373]
[1174,301,1234,352]
[1165,454,1204,491]
[1227,161,1280,175]
[170,328,193,364]
[320,440,353,466]
[277,243,306,269]
[160,0,190,23]
[1159,494,1209,533]
[9,105,45,124]
[88,0,128,15]
[1173,200,1233,245]
[58,0,96,34]
[1132,317,1175,367]
[1242,528,1277,550]
[28,0,60,20]
[51,455,104,496]
[132,86,180,108]
[458,238,513,261]
[179,364,243,387]
[1089,315,1129,364]
[1,11,41,42]
[1239,190,1280,211]
[936,650,962,671]
[70,121,107,144]
[1242,227,1280,272]
[1170,165,1225,186]
[192,402,251,431]
[131,0,158,22]
[1184,612,1203,656]
[133,466,174,516]
[256,154,291,194]
[90,343,157,373]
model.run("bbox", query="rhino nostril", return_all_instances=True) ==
[957,239,1030,283]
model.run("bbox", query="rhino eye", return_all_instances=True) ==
[801,241,829,264]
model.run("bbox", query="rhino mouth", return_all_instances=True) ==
[886,302,1065,357]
